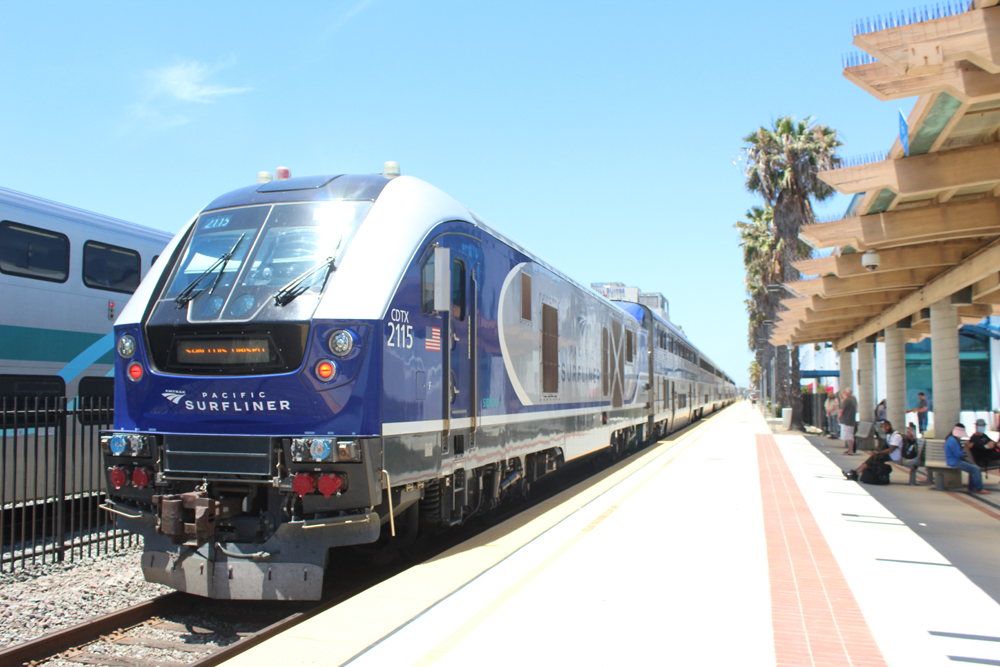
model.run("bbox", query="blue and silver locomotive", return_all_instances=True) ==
[102,170,736,599]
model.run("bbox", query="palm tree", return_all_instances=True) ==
[735,205,783,411]
[742,116,841,428]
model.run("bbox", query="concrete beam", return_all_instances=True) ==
[819,142,1000,197]
[800,198,1000,251]
[792,241,981,278]
[844,60,1000,102]
[854,8,1000,75]
[788,267,943,298]
[834,236,1000,350]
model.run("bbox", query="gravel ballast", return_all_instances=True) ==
[0,542,171,649]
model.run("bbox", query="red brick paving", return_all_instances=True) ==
[757,433,888,667]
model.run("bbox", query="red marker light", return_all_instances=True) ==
[293,473,316,497]
[109,466,128,490]
[315,360,336,382]
[128,362,143,382]
[318,474,343,498]
[132,467,150,489]
[276,166,291,180]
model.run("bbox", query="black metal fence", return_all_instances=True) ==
[1,396,138,572]
[801,392,829,432]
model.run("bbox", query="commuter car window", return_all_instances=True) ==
[0,374,65,427]
[0,221,69,283]
[84,241,141,294]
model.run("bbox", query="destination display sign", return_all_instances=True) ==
[175,338,271,366]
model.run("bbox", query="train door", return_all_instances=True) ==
[441,239,481,462]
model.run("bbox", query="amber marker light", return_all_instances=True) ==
[315,360,337,382]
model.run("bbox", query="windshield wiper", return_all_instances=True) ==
[273,256,335,307]
[174,233,246,309]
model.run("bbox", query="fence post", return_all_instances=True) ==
[55,397,68,562]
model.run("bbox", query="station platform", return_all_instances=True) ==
[223,403,1000,667]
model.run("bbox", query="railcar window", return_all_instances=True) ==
[521,273,532,321]
[77,376,114,425]
[0,221,69,283]
[0,374,65,427]
[421,254,434,314]
[601,327,609,396]
[83,241,141,294]
[452,258,465,320]
[626,330,633,363]
[541,303,558,394]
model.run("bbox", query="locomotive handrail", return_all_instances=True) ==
[300,512,374,530]
[381,470,396,537]
[100,502,143,519]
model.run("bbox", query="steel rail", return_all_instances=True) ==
[0,592,187,666]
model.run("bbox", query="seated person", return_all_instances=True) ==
[969,418,1000,467]
[844,420,902,480]
[945,424,990,495]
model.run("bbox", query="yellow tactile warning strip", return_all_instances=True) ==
[222,413,726,667]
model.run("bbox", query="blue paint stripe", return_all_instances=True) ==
[57,332,114,384]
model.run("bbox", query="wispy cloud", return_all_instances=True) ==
[148,60,251,103]
[123,58,250,134]
[324,0,376,37]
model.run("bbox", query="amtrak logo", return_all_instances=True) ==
[162,390,186,404]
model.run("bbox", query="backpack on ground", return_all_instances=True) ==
[860,461,891,485]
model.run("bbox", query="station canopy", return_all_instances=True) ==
[770,0,1000,351]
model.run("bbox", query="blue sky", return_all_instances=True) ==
[0,1,915,385]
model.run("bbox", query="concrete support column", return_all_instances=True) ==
[885,326,908,430]
[838,348,853,394]
[857,341,875,424]
[930,298,961,435]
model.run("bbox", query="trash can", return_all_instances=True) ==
[782,408,792,429]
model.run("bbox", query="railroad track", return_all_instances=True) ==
[0,419,711,667]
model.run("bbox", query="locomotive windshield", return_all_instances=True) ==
[156,200,372,322]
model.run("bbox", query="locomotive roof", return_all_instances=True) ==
[119,174,670,329]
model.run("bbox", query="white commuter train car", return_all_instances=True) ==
[0,185,171,408]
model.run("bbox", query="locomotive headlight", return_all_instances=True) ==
[310,438,333,461]
[328,330,354,357]
[117,335,136,359]
[103,434,150,457]
[291,437,335,462]
[108,434,127,456]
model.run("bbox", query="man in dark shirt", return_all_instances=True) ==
[839,388,858,455]
[914,392,929,434]
[969,418,1000,467]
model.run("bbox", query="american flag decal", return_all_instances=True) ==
[425,326,441,351]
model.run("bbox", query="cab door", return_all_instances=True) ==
[441,238,481,461]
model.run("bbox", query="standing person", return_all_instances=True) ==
[825,388,840,439]
[945,424,990,494]
[839,388,858,455]
[913,392,930,435]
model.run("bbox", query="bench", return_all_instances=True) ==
[922,440,963,490]
[855,421,874,451]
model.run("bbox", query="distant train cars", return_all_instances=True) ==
[0,186,171,409]
[102,170,735,599]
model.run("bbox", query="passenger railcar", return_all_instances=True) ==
[102,171,735,599]
[0,186,171,504]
